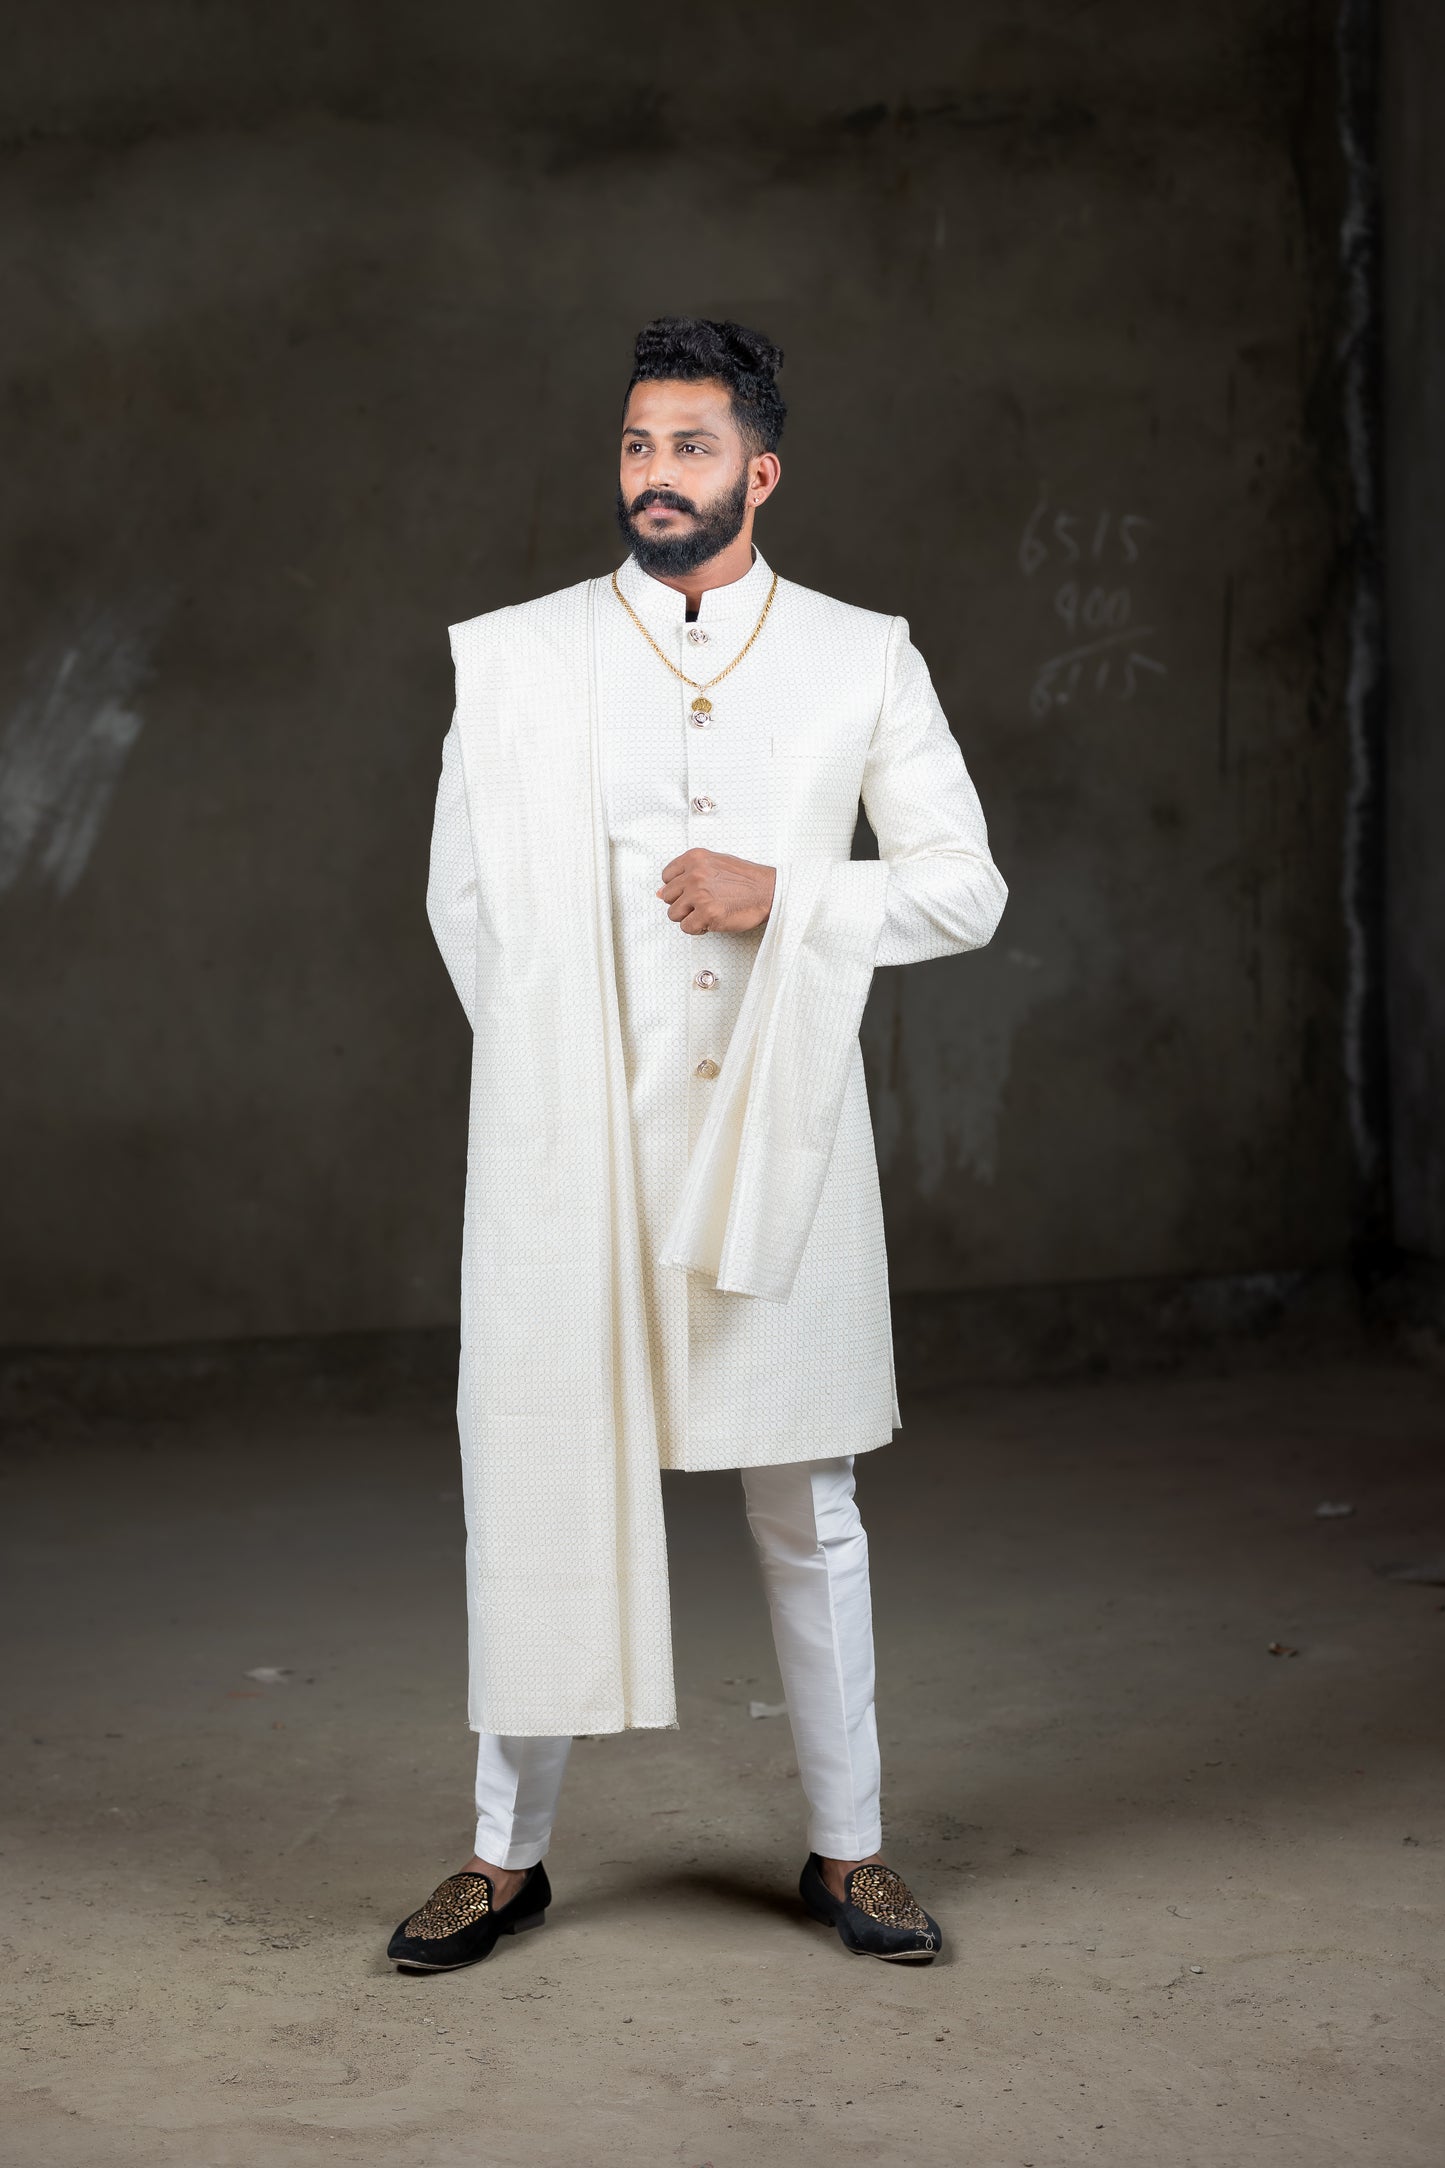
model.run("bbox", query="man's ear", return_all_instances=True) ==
[751,451,782,506]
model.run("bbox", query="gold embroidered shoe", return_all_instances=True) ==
[799,1853,941,1962]
[386,1861,551,1973]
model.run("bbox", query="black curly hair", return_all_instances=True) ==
[624,316,787,456]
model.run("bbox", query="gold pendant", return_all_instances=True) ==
[690,695,713,716]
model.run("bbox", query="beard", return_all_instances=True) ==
[615,471,751,577]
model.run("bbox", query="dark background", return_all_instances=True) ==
[2,0,1437,1379]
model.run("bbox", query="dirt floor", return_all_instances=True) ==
[1,1356,1442,2166]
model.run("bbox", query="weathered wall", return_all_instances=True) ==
[1383,0,1445,1264]
[0,3,1353,1347]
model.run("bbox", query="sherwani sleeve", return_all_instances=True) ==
[862,615,1008,968]
[426,718,480,1030]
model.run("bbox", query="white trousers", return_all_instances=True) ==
[473,1454,882,1866]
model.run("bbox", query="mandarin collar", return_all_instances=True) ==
[612,543,775,631]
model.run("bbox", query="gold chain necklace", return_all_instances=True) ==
[610,566,779,722]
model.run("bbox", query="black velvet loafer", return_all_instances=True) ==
[387,1861,551,1973]
[799,1853,942,1962]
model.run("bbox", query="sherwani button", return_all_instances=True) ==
[685,626,710,645]
[688,711,710,728]
[694,1058,720,1079]
[690,795,716,814]
[694,969,719,990]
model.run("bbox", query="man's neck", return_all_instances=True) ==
[641,529,757,619]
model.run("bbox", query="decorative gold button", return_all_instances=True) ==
[694,968,719,990]
[694,1058,720,1079]
[685,626,710,645]
[690,795,716,814]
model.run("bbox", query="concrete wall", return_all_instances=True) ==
[0,3,1354,1347]
[1383,0,1445,1265]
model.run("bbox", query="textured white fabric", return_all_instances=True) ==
[593,547,1007,1470]
[427,546,1007,1737]
[432,574,673,1739]
[659,853,890,1301]
[474,1454,882,1865]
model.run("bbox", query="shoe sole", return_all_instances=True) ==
[391,1910,547,1973]
[851,1945,937,1963]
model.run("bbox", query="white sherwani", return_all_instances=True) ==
[427,546,1006,1736]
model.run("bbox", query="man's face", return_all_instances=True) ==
[617,378,756,576]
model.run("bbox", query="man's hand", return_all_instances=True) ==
[656,849,776,935]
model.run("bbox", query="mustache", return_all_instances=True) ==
[628,489,700,517]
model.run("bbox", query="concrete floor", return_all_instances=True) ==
[1,1357,1442,2166]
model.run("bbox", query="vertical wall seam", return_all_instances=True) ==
[1335,0,1392,1256]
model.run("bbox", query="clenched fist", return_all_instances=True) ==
[656,848,777,935]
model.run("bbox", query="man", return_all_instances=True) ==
[389,317,1007,1974]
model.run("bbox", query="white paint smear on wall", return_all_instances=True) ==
[0,607,165,898]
